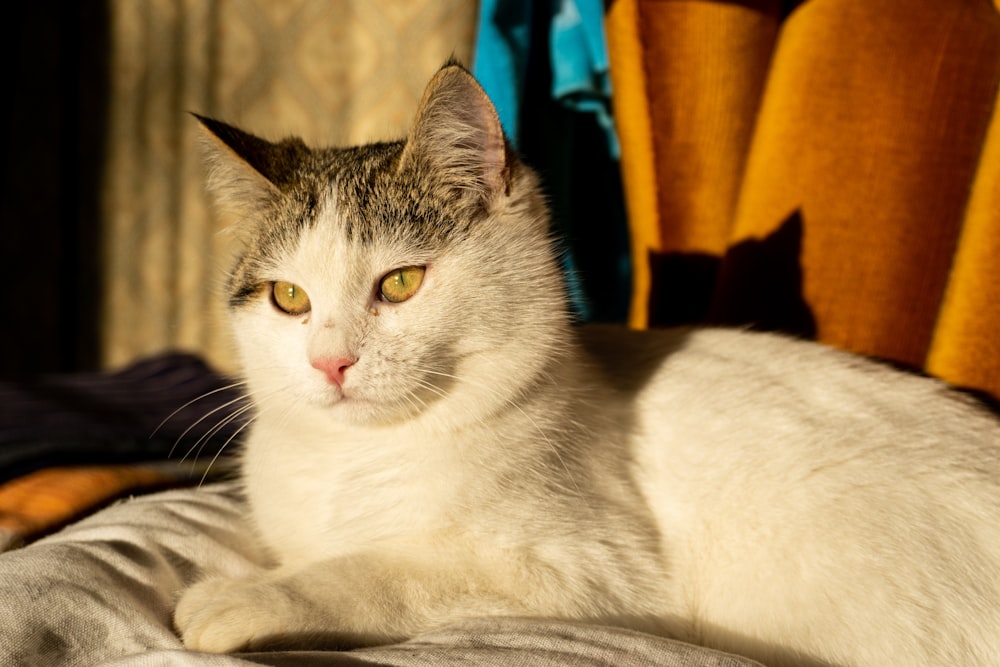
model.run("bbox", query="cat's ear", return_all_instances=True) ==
[400,62,511,213]
[192,114,309,213]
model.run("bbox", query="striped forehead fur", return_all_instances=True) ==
[224,136,498,306]
[198,62,533,309]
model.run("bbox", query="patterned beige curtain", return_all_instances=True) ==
[101,0,477,372]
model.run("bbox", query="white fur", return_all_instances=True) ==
[176,67,1000,666]
[175,192,1000,664]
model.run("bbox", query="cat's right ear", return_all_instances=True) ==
[192,113,308,214]
[399,63,511,216]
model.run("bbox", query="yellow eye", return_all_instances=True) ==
[379,266,425,303]
[271,281,311,315]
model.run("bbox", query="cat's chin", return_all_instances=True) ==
[250,374,431,429]
[308,386,365,412]
[304,388,414,428]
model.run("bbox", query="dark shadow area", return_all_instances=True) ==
[709,210,816,338]
[647,211,816,340]
[516,0,632,324]
[578,324,689,394]
[0,353,247,485]
[228,612,835,667]
[647,251,721,328]
[0,3,109,378]
[604,0,805,20]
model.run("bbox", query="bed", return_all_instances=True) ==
[5,2,997,663]
[0,353,762,666]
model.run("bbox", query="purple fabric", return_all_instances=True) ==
[0,353,249,483]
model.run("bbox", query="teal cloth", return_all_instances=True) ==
[473,0,618,158]
[473,0,630,323]
[550,0,619,158]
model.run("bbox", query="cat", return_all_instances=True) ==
[174,62,1000,667]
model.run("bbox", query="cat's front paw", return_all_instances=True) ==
[174,576,300,653]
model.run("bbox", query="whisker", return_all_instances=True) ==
[412,377,448,402]
[170,392,253,458]
[410,364,586,498]
[198,414,257,487]
[179,377,305,461]
[152,381,250,440]
[179,399,255,468]
[179,379,299,484]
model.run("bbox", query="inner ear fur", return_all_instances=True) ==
[400,63,512,210]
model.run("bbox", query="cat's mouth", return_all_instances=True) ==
[303,365,452,425]
[317,384,356,406]
[308,390,379,424]
[311,383,388,417]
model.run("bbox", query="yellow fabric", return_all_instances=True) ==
[609,0,1000,401]
[608,0,781,328]
[0,466,181,550]
[928,101,1000,392]
[607,0,660,328]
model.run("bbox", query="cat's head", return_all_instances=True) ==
[196,63,570,430]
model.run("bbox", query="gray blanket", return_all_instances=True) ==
[0,483,761,666]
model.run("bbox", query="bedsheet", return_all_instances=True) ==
[0,482,762,666]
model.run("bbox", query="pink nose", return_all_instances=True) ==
[311,357,355,387]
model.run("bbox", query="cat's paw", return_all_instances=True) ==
[174,576,300,653]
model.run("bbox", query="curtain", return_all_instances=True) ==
[608,0,1000,402]
[100,0,478,372]
[0,5,108,378]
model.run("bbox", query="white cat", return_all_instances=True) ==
[175,63,1000,667]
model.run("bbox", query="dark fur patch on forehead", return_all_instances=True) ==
[225,138,481,308]
[314,140,477,248]
[208,63,523,309]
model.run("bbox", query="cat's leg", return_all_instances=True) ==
[174,549,531,652]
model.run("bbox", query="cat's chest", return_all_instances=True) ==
[241,419,465,566]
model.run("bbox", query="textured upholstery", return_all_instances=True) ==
[608,0,1000,401]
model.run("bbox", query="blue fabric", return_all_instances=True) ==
[473,0,630,323]
[473,0,618,157]
[472,0,532,143]
[550,0,619,158]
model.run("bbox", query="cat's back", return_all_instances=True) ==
[578,325,1000,665]
[582,324,999,507]
[581,324,998,451]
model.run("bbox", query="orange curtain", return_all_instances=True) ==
[608,0,1000,402]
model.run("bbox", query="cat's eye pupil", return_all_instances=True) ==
[379,266,425,304]
[272,281,311,315]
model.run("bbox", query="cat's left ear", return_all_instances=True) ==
[400,62,511,213]
[192,113,310,216]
